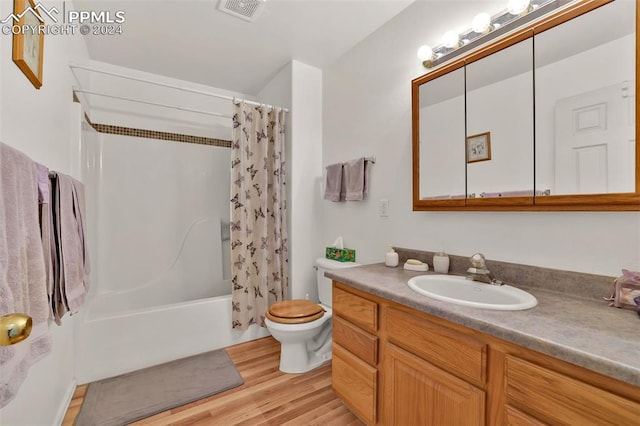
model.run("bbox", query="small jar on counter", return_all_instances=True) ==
[433,251,450,274]
[385,247,399,267]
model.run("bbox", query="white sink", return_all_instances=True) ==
[407,274,537,310]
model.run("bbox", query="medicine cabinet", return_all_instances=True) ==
[412,0,639,211]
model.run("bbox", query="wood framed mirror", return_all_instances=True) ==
[412,0,639,211]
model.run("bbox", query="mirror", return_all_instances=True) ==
[413,0,640,211]
[466,37,534,201]
[534,0,636,197]
[418,65,466,201]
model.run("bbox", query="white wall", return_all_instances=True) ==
[290,62,324,300]
[322,1,640,277]
[0,0,90,424]
[257,61,324,302]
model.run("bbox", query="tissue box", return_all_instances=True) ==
[325,247,356,262]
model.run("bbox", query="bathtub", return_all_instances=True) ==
[72,217,270,384]
[74,284,270,384]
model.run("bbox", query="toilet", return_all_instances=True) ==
[265,257,360,373]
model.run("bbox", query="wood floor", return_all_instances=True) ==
[62,336,364,425]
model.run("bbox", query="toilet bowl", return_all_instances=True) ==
[265,257,360,373]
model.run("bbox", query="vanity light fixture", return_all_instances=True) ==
[441,30,462,49]
[507,0,533,16]
[416,44,437,68]
[417,0,560,69]
[471,12,493,34]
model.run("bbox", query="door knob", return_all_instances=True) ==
[0,313,32,346]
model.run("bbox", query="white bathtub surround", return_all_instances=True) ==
[75,121,267,383]
[231,102,288,330]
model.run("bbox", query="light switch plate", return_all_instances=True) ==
[379,198,389,217]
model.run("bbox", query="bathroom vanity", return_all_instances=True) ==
[328,263,640,425]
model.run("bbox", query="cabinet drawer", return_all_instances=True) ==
[332,285,378,333]
[505,405,546,426]
[332,343,377,425]
[334,315,378,366]
[505,355,640,425]
[385,307,486,385]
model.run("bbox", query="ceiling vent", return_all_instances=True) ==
[218,0,266,22]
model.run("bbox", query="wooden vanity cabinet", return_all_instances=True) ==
[331,281,640,425]
[332,286,379,424]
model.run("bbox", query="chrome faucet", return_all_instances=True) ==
[467,253,503,286]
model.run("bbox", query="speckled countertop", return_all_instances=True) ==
[326,263,640,387]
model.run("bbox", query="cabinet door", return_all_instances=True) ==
[333,343,377,425]
[384,343,485,426]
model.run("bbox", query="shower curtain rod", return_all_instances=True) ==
[72,88,233,119]
[69,64,289,113]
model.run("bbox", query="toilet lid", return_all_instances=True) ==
[266,300,325,324]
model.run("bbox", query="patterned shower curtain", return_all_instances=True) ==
[230,101,288,330]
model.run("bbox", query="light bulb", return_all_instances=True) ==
[416,45,434,61]
[442,31,460,49]
[507,0,531,15]
[472,12,492,33]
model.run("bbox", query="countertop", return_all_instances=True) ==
[326,263,640,387]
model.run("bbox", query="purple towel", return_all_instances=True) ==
[324,163,344,202]
[34,162,49,203]
[345,157,366,201]
[50,173,90,322]
[0,142,52,408]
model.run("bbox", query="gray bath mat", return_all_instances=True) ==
[75,349,243,426]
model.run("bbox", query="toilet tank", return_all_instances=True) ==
[315,258,360,307]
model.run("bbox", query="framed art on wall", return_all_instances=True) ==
[467,132,491,163]
[12,0,44,89]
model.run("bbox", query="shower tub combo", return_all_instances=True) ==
[75,132,269,384]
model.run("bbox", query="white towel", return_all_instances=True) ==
[345,157,366,201]
[324,163,344,202]
[0,142,52,409]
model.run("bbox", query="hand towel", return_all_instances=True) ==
[35,164,54,321]
[55,174,90,316]
[34,162,49,203]
[344,157,366,201]
[324,163,344,202]
[363,159,370,199]
[0,142,52,409]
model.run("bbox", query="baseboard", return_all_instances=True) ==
[54,379,77,426]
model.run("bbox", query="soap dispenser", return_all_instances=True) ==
[385,246,399,267]
[433,250,450,274]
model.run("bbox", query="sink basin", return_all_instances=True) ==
[407,274,537,310]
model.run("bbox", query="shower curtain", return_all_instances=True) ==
[230,101,288,330]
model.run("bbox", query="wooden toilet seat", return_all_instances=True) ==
[266,300,325,324]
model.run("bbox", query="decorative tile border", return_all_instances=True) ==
[82,113,231,148]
